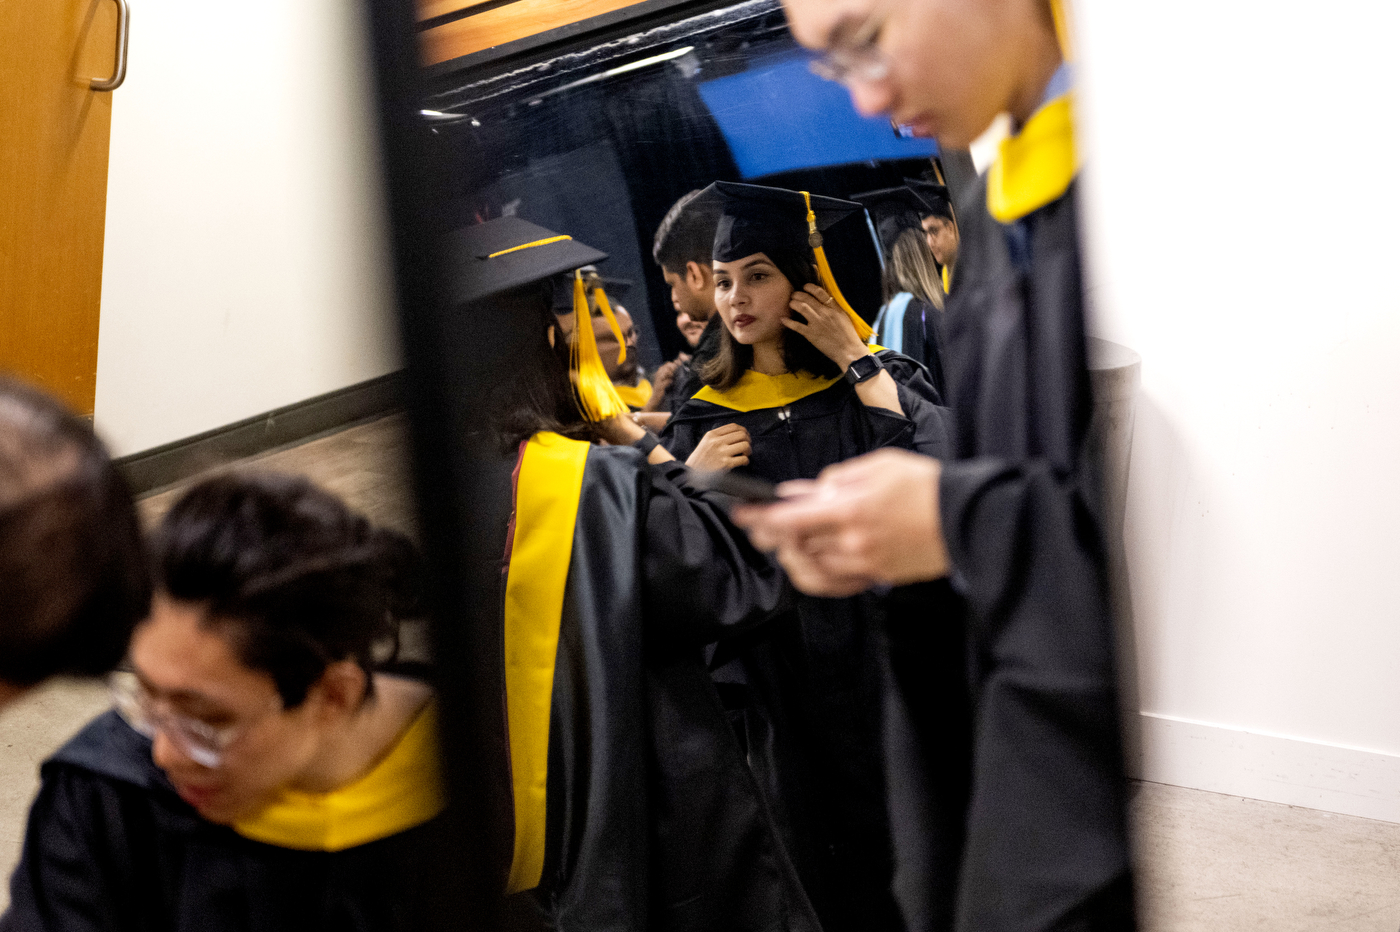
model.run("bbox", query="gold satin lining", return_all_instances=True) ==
[693,370,838,413]
[503,432,591,894]
[613,378,653,410]
[693,346,888,413]
[1049,0,1074,61]
[487,235,573,259]
[986,94,1077,224]
[232,701,443,852]
[941,264,951,294]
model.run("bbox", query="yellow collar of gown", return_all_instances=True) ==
[693,369,837,412]
[692,349,888,413]
[613,378,652,410]
[232,700,444,852]
[986,93,1077,223]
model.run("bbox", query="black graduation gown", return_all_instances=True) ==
[891,177,1135,932]
[660,354,967,932]
[1,712,444,932]
[893,297,948,403]
[493,442,819,932]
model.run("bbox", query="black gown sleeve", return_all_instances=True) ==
[657,405,705,462]
[640,461,790,646]
[2,768,134,932]
[878,351,953,460]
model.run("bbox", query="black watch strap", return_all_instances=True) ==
[632,431,661,456]
[844,353,885,386]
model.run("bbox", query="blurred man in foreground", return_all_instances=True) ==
[0,378,150,709]
[741,1,1136,930]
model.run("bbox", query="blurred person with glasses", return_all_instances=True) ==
[3,472,442,932]
[740,2,1137,931]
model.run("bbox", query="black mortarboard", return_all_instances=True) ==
[851,186,928,256]
[904,179,955,222]
[550,267,634,313]
[693,181,863,263]
[445,218,628,421]
[445,217,608,306]
[690,181,873,341]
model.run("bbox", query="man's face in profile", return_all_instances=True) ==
[922,215,959,267]
[781,0,1032,150]
[662,264,714,322]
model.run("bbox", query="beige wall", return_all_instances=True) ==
[94,0,398,457]
[1076,0,1400,819]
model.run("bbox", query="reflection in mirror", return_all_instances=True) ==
[367,1,1134,931]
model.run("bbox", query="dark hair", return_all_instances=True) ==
[0,378,150,687]
[698,247,841,391]
[652,190,721,275]
[491,282,598,452]
[153,472,422,707]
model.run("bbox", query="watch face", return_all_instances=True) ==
[850,355,880,381]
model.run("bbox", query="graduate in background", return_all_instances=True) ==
[651,190,726,412]
[444,217,818,931]
[661,182,965,932]
[853,184,950,397]
[743,1,1136,930]
[908,179,959,293]
[0,377,149,710]
[3,472,441,931]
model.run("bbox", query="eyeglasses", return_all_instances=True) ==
[807,9,892,87]
[109,670,279,769]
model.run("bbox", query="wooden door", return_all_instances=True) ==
[0,0,123,415]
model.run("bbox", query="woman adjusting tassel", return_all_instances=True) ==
[659,182,968,932]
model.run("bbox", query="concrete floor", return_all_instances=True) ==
[3,414,1398,927]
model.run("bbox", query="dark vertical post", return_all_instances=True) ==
[355,1,508,928]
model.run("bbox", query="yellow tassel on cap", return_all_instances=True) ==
[591,285,627,366]
[570,271,628,422]
[801,192,874,342]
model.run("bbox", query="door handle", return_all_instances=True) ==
[90,0,130,92]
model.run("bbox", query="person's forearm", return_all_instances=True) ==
[854,370,903,415]
[610,415,676,463]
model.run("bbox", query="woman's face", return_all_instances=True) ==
[714,253,794,348]
[127,593,342,825]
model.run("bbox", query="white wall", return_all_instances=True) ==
[1075,2,1400,819]
[95,0,398,457]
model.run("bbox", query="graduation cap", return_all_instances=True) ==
[551,267,634,312]
[851,186,928,257]
[447,217,628,421]
[904,178,955,222]
[692,181,874,342]
[446,216,607,306]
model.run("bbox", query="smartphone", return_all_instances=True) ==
[686,468,781,504]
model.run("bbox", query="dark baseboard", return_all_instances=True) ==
[116,372,404,497]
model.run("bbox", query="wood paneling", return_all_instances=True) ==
[417,0,500,25]
[0,0,118,414]
[421,0,650,66]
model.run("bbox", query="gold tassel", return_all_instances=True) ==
[801,192,874,342]
[570,271,628,422]
[592,286,626,365]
